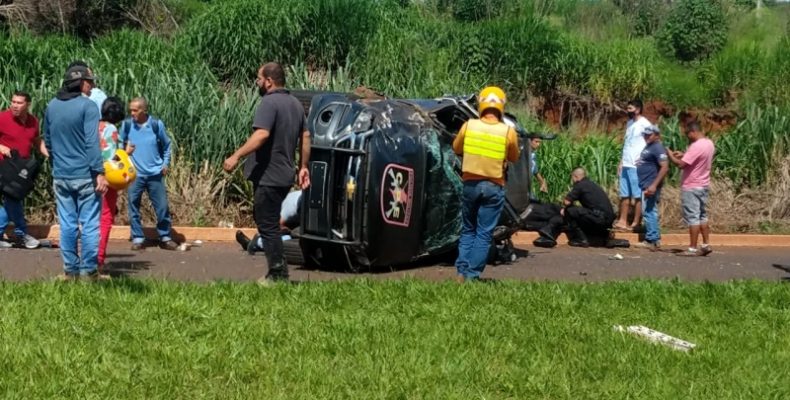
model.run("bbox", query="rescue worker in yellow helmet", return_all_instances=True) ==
[452,86,520,282]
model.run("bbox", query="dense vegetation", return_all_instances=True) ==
[0,0,788,230]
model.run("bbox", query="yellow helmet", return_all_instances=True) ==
[478,86,507,116]
[104,149,137,191]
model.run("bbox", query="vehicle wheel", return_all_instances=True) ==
[283,238,305,266]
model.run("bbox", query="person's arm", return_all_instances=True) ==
[83,104,107,193]
[536,172,548,193]
[645,160,670,197]
[35,137,49,158]
[452,122,467,156]
[223,129,270,172]
[298,130,311,189]
[564,184,580,207]
[158,120,172,175]
[44,109,52,157]
[225,100,275,172]
[665,147,687,169]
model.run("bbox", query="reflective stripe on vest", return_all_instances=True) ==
[461,119,509,179]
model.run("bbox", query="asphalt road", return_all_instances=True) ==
[1,241,788,283]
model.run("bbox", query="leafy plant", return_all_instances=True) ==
[656,0,728,62]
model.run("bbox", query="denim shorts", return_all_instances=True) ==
[681,187,709,226]
[619,167,641,199]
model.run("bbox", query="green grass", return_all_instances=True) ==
[1,279,789,399]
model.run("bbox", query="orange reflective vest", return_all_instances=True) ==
[461,119,509,179]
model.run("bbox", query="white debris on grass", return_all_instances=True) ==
[614,325,697,352]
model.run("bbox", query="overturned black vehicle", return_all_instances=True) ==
[291,91,553,270]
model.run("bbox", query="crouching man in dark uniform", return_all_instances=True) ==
[534,167,615,248]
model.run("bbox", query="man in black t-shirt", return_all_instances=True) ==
[534,168,614,248]
[635,125,669,249]
[223,62,311,284]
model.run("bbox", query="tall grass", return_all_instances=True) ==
[716,105,790,186]
[179,0,384,84]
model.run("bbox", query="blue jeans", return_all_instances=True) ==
[128,174,172,244]
[53,179,102,275]
[455,180,505,280]
[642,189,661,243]
[0,196,27,239]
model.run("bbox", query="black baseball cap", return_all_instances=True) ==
[63,65,96,82]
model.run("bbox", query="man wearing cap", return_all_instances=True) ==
[635,124,669,250]
[452,86,520,282]
[67,60,107,111]
[44,65,108,281]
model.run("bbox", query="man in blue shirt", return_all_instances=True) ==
[529,137,547,198]
[44,65,108,281]
[635,125,669,249]
[121,97,177,251]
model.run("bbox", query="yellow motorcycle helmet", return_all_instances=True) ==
[104,149,137,191]
[478,86,507,116]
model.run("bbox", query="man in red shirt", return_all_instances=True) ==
[0,91,48,249]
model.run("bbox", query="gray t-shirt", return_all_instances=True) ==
[243,89,306,187]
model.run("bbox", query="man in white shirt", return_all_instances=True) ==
[614,99,651,231]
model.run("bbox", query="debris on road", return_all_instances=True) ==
[772,263,790,273]
[614,325,697,352]
[609,253,624,260]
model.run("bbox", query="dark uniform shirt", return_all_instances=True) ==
[566,177,614,219]
[243,89,306,187]
[636,140,667,190]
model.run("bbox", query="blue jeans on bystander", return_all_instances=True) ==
[53,178,102,276]
[642,188,661,244]
[128,174,173,244]
[0,196,27,239]
[455,180,505,281]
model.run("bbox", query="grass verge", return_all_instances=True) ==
[1,279,788,399]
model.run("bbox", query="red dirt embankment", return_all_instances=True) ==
[538,96,738,134]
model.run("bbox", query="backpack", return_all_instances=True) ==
[120,117,167,157]
[0,150,41,200]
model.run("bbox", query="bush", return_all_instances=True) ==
[438,0,505,22]
[614,0,671,37]
[656,0,728,62]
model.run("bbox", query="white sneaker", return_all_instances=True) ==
[0,240,12,249]
[20,234,40,249]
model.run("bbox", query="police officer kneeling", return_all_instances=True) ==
[533,167,615,248]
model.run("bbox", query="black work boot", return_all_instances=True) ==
[259,248,289,286]
[247,234,261,255]
[566,227,590,248]
[533,227,558,248]
[235,230,251,252]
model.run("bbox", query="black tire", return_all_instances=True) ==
[291,90,340,116]
[283,238,305,266]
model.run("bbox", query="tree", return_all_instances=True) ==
[656,0,728,62]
